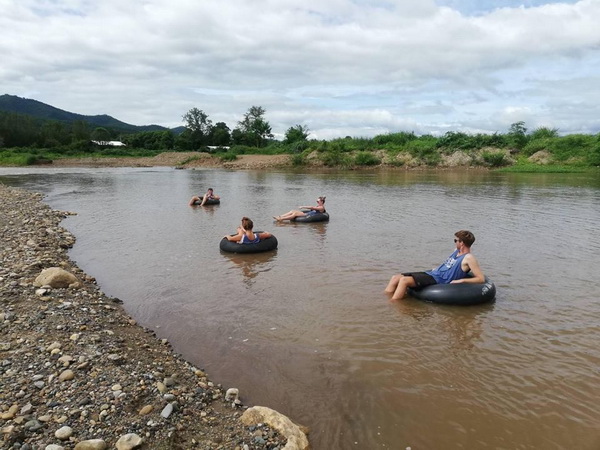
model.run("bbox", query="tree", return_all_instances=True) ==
[71,120,91,142]
[231,128,249,146]
[507,121,528,150]
[174,129,195,150]
[182,107,213,148]
[209,122,231,146]
[39,120,69,147]
[182,108,212,135]
[91,127,111,143]
[159,130,175,149]
[123,130,174,150]
[284,124,310,144]
[235,106,273,147]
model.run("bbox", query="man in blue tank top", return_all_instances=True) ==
[384,230,485,301]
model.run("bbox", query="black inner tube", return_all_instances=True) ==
[292,212,329,223]
[193,197,220,205]
[408,276,496,306]
[219,234,278,253]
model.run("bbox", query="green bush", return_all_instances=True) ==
[320,148,351,167]
[522,138,552,156]
[406,137,438,156]
[481,151,508,167]
[587,138,600,166]
[373,132,417,146]
[229,143,286,155]
[529,127,559,140]
[228,145,253,155]
[68,139,95,152]
[328,139,350,153]
[219,152,238,161]
[354,151,381,166]
[0,150,38,166]
[350,138,372,151]
[288,140,308,154]
[291,152,307,166]
[548,134,596,162]
[404,138,440,165]
[436,132,507,152]
[437,132,477,150]
[475,132,508,149]
[385,151,406,167]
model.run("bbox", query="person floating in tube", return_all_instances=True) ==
[273,196,326,222]
[224,217,272,244]
[189,188,220,206]
[384,230,485,301]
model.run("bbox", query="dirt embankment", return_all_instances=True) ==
[51,153,293,170]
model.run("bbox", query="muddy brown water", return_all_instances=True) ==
[2,167,599,449]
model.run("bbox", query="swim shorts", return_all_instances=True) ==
[402,272,437,288]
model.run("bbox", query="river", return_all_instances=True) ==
[1,166,599,449]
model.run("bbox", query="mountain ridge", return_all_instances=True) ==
[0,94,178,133]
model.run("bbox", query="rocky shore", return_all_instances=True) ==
[0,184,309,450]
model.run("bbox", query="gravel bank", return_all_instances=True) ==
[0,184,305,449]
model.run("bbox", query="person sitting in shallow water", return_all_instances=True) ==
[384,230,485,301]
[273,196,326,222]
[224,217,272,244]
[189,188,220,206]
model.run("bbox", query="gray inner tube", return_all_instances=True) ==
[219,234,278,254]
[408,276,496,306]
[292,211,330,223]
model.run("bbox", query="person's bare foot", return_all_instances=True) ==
[273,215,282,221]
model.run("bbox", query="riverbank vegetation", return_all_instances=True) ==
[1,102,599,171]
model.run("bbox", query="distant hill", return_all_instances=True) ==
[0,94,174,133]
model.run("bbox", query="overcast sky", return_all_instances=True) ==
[2,0,599,139]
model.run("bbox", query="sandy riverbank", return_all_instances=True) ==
[49,153,293,170]
[43,151,500,172]
[0,184,308,449]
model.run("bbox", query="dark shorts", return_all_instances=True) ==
[402,272,437,288]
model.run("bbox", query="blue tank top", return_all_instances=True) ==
[426,250,469,284]
[240,234,260,244]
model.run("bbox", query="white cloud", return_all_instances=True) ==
[1,0,599,138]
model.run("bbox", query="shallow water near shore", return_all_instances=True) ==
[2,166,599,449]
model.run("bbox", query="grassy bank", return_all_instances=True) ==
[0,147,163,166]
[2,128,600,171]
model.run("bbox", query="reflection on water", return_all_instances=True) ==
[190,202,220,216]
[390,301,492,353]
[1,166,599,450]
[222,251,278,286]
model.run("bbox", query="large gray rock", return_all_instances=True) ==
[55,425,73,440]
[33,267,79,288]
[116,433,143,449]
[240,406,309,450]
[73,439,107,450]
